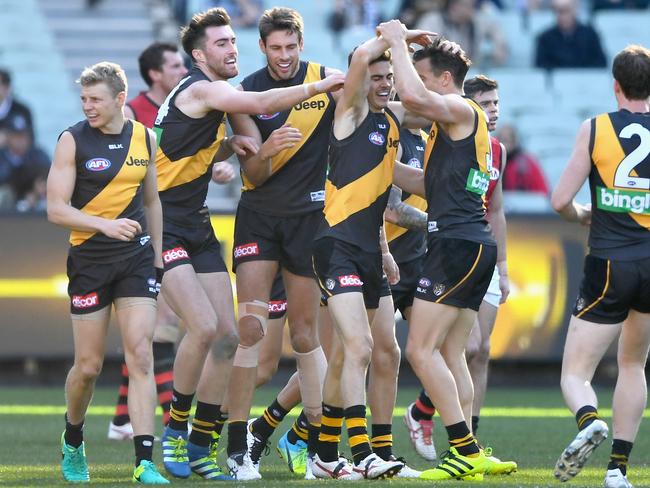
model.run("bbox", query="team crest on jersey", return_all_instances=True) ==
[85,158,111,172]
[408,157,422,169]
[575,297,585,311]
[257,112,280,120]
[490,167,500,181]
[368,132,385,146]
[432,283,446,296]
[325,279,336,290]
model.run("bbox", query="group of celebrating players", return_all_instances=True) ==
[46,4,650,487]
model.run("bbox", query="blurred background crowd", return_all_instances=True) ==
[0,0,648,214]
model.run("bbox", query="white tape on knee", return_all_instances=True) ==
[238,300,268,335]
[296,346,327,417]
[233,301,268,368]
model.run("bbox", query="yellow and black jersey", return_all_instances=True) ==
[386,128,428,264]
[423,98,494,245]
[589,109,650,260]
[316,108,400,252]
[67,119,151,261]
[154,67,226,226]
[239,61,335,217]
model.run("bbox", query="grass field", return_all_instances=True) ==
[1,385,649,487]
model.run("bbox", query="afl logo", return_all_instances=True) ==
[85,158,111,172]
[368,132,385,146]
[257,113,280,120]
[408,157,422,169]
[418,278,431,288]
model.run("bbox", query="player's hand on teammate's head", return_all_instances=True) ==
[316,72,346,94]
[228,134,259,156]
[376,20,408,45]
[405,29,437,48]
[439,39,463,56]
[212,161,236,184]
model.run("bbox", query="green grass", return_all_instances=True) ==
[1,386,649,487]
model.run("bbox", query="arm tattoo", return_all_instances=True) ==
[388,185,427,231]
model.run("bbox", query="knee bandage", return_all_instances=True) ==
[296,346,328,417]
[232,301,268,368]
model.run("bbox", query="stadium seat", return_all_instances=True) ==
[487,68,553,118]
[593,11,650,59]
[550,69,614,119]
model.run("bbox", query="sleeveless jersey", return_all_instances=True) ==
[423,98,495,245]
[386,128,428,264]
[67,119,151,261]
[239,61,335,216]
[154,67,226,226]
[126,91,159,128]
[588,109,650,260]
[317,108,400,252]
[485,136,503,210]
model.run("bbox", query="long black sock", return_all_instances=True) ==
[64,413,84,448]
[575,405,600,431]
[227,421,248,456]
[446,421,479,456]
[608,439,633,475]
[168,389,194,432]
[189,401,218,447]
[345,405,371,465]
[371,424,393,461]
[251,398,288,440]
[287,410,309,444]
[317,404,343,463]
[134,435,154,466]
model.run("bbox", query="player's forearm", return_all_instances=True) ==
[240,152,272,187]
[379,225,390,254]
[213,136,235,161]
[390,42,430,112]
[47,200,109,234]
[356,35,391,64]
[144,197,163,268]
[487,208,508,267]
[258,83,319,115]
[393,201,427,231]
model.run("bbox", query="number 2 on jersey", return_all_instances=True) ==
[614,123,650,190]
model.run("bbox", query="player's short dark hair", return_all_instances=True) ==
[181,7,231,61]
[412,37,471,88]
[138,42,180,87]
[463,75,498,98]
[612,44,650,100]
[347,47,392,68]
[259,7,304,44]
[0,68,10,87]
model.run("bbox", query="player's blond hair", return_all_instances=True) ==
[77,62,127,97]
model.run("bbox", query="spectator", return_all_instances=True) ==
[497,124,550,195]
[0,116,50,209]
[396,0,443,28]
[416,0,508,67]
[534,0,607,69]
[14,164,48,212]
[592,0,649,11]
[0,69,34,148]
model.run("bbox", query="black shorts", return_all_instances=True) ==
[313,237,390,310]
[233,205,320,277]
[67,245,157,314]
[392,256,425,320]
[268,272,287,320]
[415,237,497,312]
[162,219,227,274]
[573,254,650,324]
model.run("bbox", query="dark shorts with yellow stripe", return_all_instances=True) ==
[162,219,227,274]
[268,272,287,320]
[313,237,391,310]
[572,254,650,324]
[415,237,497,312]
[392,255,425,320]
[233,204,320,278]
[67,244,157,314]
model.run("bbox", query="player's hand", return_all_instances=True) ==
[260,124,303,159]
[101,218,142,241]
[440,39,463,55]
[499,274,510,304]
[405,29,437,47]
[382,252,400,285]
[575,202,591,226]
[376,20,408,44]
[212,161,236,184]
[228,134,259,156]
[315,72,346,93]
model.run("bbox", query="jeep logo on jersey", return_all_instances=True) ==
[257,112,280,120]
[234,242,259,259]
[408,157,422,169]
[163,247,189,264]
[85,158,111,172]
[338,274,363,287]
[127,156,148,166]
[294,100,326,111]
[72,292,99,309]
[368,132,385,146]
[388,137,400,148]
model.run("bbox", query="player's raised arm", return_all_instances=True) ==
[377,20,473,125]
